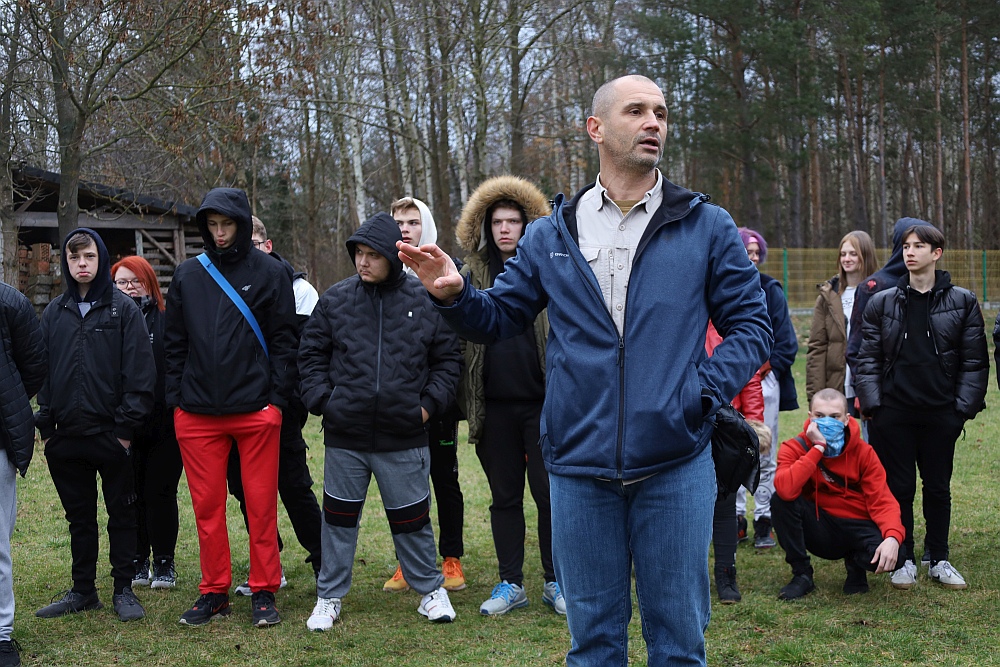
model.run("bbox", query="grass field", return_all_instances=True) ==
[9,313,1000,666]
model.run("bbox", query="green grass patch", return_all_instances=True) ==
[10,311,1000,665]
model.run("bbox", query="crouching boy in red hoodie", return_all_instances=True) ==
[772,388,903,600]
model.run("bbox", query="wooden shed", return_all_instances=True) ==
[11,166,203,305]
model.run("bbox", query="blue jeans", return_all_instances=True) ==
[550,444,716,667]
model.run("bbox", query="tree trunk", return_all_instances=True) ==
[0,2,23,280]
[878,45,888,247]
[960,11,972,249]
[933,30,945,232]
[838,54,867,231]
[508,1,524,174]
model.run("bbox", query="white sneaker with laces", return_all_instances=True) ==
[929,560,967,589]
[306,597,341,631]
[890,559,917,590]
[418,587,456,623]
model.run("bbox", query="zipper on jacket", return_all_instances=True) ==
[616,335,625,475]
[372,287,383,451]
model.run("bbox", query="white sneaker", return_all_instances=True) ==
[418,587,456,623]
[236,568,288,596]
[929,560,968,589]
[306,597,341,631]
[891,559,917,590]
[542,581,566,616]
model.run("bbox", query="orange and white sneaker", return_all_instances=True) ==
[383,564,410,592]
[442,557,466,591]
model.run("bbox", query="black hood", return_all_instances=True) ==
[60,227,112,303]
[346,213,405,285]
[196,188,254,263]
[872,217,933,286]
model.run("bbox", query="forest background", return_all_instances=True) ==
[2,0,999,289]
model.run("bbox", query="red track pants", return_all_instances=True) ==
[175,406,282,594]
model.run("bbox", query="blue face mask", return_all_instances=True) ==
[813,416,848,457]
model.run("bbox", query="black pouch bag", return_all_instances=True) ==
[711,403,761,496]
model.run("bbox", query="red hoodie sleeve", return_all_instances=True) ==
[858,446,906,543]
[774,433,824,501]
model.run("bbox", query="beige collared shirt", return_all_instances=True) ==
[576,170,663,334]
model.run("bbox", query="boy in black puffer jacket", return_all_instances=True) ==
[855,223,988,592]
[298,213,462,631]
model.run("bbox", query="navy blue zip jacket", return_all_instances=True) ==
[760,273,799,411]
[164,188,297,413]
[436,178,772,480]
[298,213,461,452]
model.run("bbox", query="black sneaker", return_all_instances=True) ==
[251,590,281,627]
[35,590,103,618]
[150,557,176,589]
[0,639,21,667]
[132,558,151,587]
[778,573,816,600]
[754,517,776,549]
[843,557,870,595]
[736,515,749,543]
[179,592,231,626]
[112,587,146,621]
[714,564,742,604]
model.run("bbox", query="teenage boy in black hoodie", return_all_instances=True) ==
[35,229,155,623]
[228,216,323,593]
[298,213,461,631]
[855,223,988,591]
[165,189,297,627]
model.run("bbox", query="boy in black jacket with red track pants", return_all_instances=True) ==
[165,188,297,627]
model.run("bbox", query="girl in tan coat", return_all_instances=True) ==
[806,231,878,411]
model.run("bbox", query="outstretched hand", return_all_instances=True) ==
[397,241,464,304]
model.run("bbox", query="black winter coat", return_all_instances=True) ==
[298,212,461,452]
[855,270,988,419]
[164,188,297,414]
[0,282,46,475]
[36,287,155,441]
[36,228,155,442]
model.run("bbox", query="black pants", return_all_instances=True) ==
[427,417,464,559]
[772,495,887,577]
[476,399,554,585]
[867,405,964,562]
[712,491,738,568]
[228,401,322,573]
[132,411,183,561]
[46,432,137,593]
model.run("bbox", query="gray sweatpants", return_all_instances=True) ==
[317,446,444,599]
[0,454,16,642]
[738,371,778,521]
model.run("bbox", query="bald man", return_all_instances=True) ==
[398,75,771,666]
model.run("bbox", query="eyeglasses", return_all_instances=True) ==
[114,279,143,288]
[252,240,265,248]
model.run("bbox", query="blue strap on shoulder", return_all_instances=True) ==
[196,253,269,358]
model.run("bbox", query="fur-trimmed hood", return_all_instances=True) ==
[456,175,551,253]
